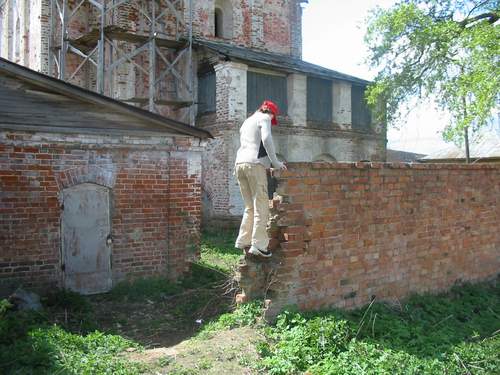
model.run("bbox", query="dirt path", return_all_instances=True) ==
[128,326,263,374]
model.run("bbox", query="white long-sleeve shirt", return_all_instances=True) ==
[235,111,282,169]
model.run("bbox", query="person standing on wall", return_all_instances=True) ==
[234,100,287,258]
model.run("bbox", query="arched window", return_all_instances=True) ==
[214,0,233,39]
[214,8,223,38]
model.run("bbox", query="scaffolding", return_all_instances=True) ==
[49,0,194,124]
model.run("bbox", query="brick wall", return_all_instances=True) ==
[0,131,203,294]
[192,0,302,56]
[238,162,500,316]
[289,0,303,58]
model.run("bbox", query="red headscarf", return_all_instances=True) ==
[260,100,279,126]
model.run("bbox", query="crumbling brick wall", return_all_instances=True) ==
[0,131,203,293]
[237,162,500,316]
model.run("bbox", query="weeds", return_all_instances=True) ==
[4,229,497,375]
[13,325,142,374]
[0,230,241,374]
[0,301,143,375]
[197,300,264,339]
[0,298,12,314]
[258,281,500,374]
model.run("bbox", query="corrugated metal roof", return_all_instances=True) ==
[422,132,500,161]
[194,38,371,86]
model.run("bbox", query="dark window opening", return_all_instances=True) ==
[307,76,332,123]
[247,71,287,115]
[351,85,372,130]
[215,8,223,38]
[197,71,216,114]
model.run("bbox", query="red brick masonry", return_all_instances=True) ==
[0,131,202,293]
[238,162,500,314]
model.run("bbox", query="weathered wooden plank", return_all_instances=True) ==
[307,77,332,123]
[67,26,187,52]
[197,71,216,114]
[0,115,167,131]
[247,71,287,114]
[0,123,178,137]
[351,85,372,130]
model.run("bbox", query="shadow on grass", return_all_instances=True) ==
[0,262,236,374]
[200,228,242,274]
[0,230,243,374]
[337,281,500,359]
[0,297,146,375]
[82,261,236,348]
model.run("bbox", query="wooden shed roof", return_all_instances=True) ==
[0,57,211,139]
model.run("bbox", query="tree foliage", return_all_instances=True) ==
[365,0,500,143]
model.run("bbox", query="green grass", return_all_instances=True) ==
[197,300,264,339]
[0,297,143,375]
[257,281,500,374]
[3,230,498,375]
[107,263,228,303]
[0,230,241,375]
[200,228,241,273]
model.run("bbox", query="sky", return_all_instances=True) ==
[301,0,452,155]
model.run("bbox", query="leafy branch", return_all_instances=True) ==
[366,0,500,145]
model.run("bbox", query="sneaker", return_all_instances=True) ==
[248,245,272,258]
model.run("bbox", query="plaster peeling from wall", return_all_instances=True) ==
[171,150,202,176]
[228,130,244,216]
[0,131,177,148]
[54,164,117,191]
[0,0,48,72]
[129,228,143,241]
[333,81,352,129]
[226,62,248,123]
[287,73,307,126]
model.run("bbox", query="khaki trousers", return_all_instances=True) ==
[234,163,269,251]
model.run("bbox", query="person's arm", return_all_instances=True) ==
[260,116,285,169]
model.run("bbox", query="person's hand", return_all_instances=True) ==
[277,161,287,170]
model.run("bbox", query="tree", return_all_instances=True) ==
[365,0,500,156]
